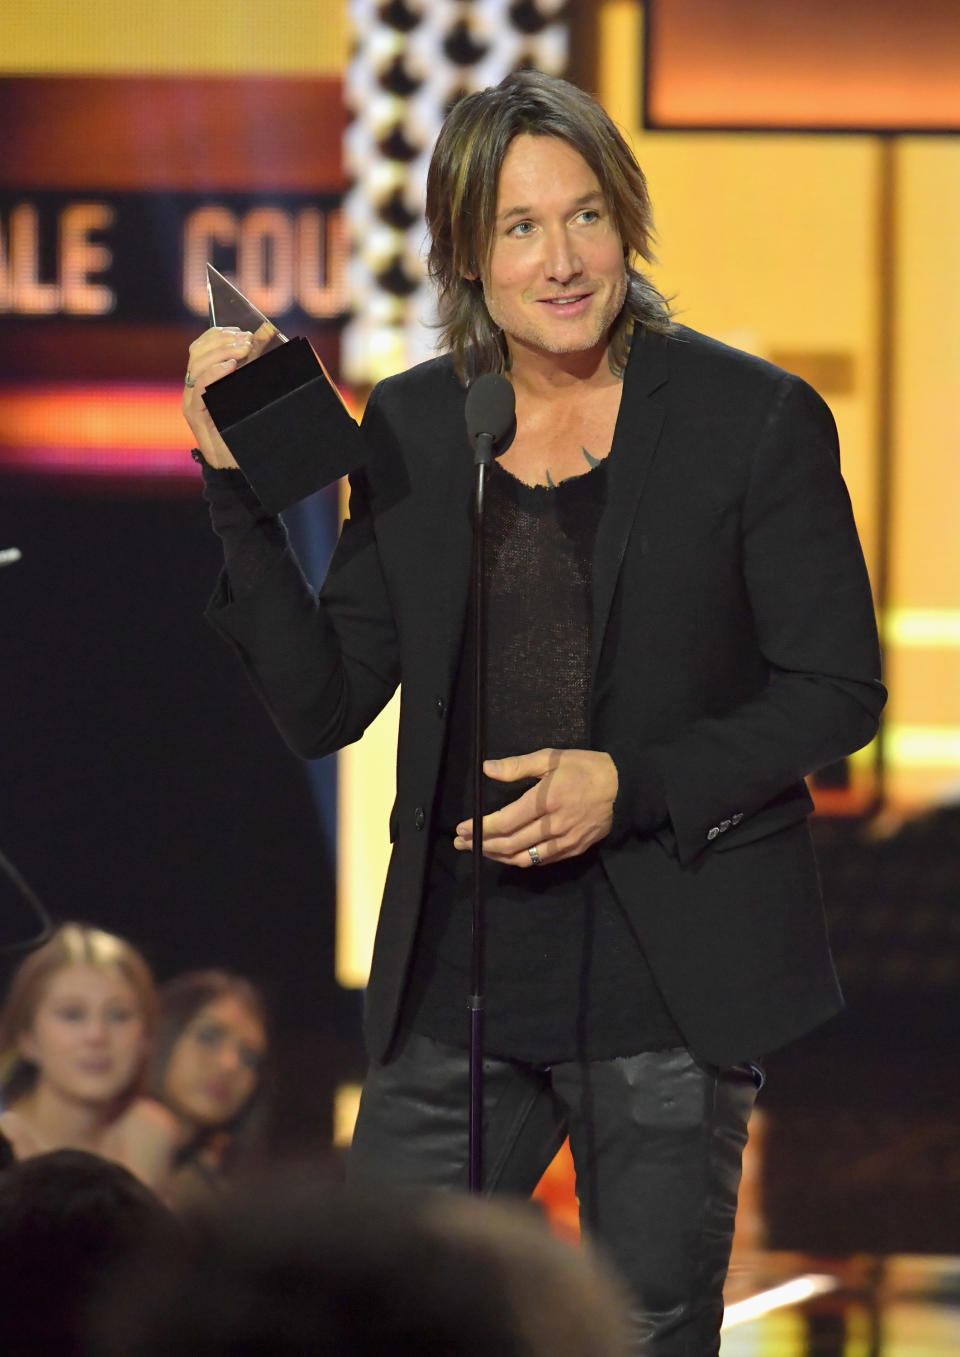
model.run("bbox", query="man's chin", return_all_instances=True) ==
[525,330,614,361]
[514,299,626,361]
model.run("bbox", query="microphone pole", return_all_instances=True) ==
[463,375,516,1193]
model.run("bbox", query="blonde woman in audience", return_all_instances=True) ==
[150,969,270,1209]
[0,922,177,1191]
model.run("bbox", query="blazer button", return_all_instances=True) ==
[719,819,731,832]
[413,806,425,831]
[707,826,720,841]
[731,812,744,826]
[434,696,446,717]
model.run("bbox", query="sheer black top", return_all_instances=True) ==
[402,458,683,1063]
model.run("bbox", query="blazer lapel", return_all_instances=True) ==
[591,327,670,684]
[427,397,476,695]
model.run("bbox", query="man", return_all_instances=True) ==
[182,72,884,1354]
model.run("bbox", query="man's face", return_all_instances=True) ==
[478,133,627,366]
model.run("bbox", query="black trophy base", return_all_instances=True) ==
[202,338,367,512]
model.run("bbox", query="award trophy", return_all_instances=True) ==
[201,265,366,512]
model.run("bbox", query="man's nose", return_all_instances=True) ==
[544,228,582,283]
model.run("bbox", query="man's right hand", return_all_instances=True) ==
[181,326,257,469]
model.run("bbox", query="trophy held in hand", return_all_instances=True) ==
[201,265,366,512]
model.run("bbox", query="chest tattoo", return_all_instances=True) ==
[545,446,606,489]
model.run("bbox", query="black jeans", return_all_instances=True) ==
[347,1034,761,1356]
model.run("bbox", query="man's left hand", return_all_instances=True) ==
[453,748,618,867]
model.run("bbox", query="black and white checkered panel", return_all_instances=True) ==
[343,0,569,384]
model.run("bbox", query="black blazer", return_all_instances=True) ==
[209,325,885,1067]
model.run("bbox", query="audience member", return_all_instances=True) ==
[0,922,177,1190]
[0,1148,180,1356]
[90,1176,632,1356]
[150,969,270,1208]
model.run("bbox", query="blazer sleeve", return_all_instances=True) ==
[204,383,401,759]
[607,374,885,866]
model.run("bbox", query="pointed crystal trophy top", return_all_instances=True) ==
[206,264,287,354]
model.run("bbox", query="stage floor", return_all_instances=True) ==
[721,1253,960,1354]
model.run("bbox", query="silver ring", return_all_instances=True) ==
[528,844,542,867]
[184,371,196,388]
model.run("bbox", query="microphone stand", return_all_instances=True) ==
[463,372,514,1194]
[468,432,495,1194]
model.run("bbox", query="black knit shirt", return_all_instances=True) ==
[402,458,683,1063]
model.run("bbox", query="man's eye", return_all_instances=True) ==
[578,209,600,224]
[509,221,534,237]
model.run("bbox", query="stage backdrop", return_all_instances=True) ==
[0,0,359,1154]
[2,5,958,1228]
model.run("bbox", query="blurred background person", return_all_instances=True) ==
[90,1177,632,1357]
[0,922,176,1192]
[0,1148,181,1357]
[151,968,270,1209]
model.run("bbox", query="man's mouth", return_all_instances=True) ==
[539,292,593,310]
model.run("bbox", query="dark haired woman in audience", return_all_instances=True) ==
[151,969,269,1208]
[0,923,177,1191]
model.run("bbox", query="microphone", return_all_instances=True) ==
[464,374,516,465]
[0,548,22,568]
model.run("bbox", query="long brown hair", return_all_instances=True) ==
[425,69,673,384]
[0,923,159,1105]
[149,969,270,1164]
